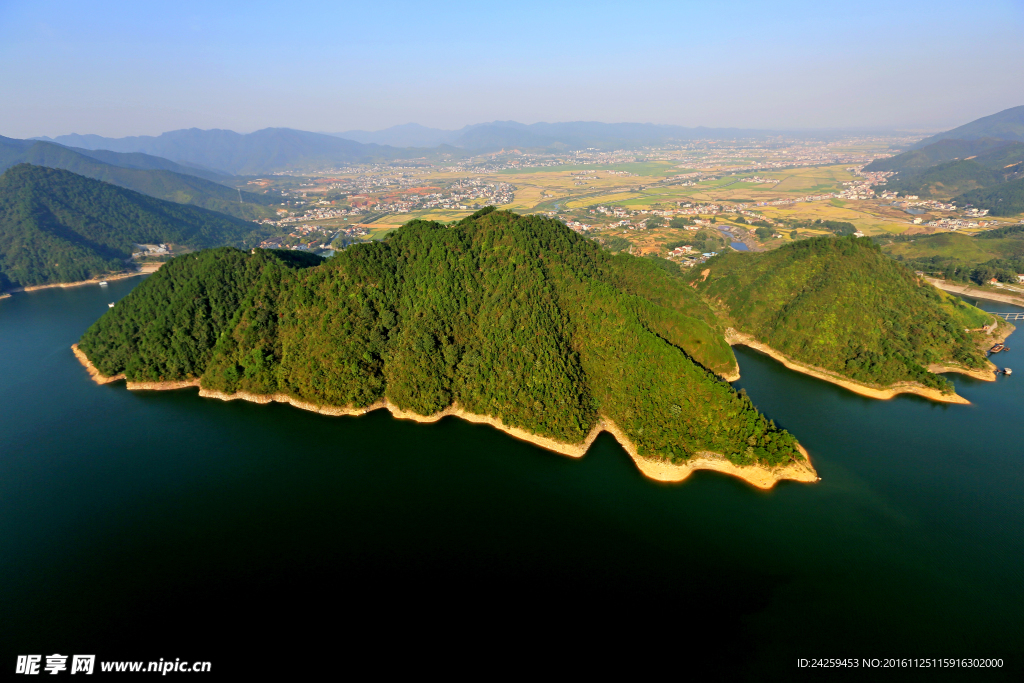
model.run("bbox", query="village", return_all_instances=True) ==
[234,133,1021,262]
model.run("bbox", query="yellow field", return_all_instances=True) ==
[759,201,915,236]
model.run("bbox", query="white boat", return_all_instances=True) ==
[107,303,115,308]
[98,281,108,286]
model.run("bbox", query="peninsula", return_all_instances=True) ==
[75,208,815,488]
[687,236,1000,402]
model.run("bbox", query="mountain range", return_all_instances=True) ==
[330,121,775,150]
[38,121,785,175]
[865,106,1024,215]
[36,128,416,175]
[0,136,275,220]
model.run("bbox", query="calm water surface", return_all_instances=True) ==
[2,279,1022,679]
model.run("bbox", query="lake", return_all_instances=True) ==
[2,278,1022,679]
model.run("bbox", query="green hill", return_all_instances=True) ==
[0,137,276,220]
[866,139,1024,199]
[0,164,273,290]
[866,138,1021,174]
[686,236,991,393]
[888,159,1004,198]
[77,209,806,470]
[881,225,1024,284]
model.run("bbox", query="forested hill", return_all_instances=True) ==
[686,236,991,393]
[0,164,272,290]
[0,137,275,220]
[865,138,1023,174]
[79,209,806,469]
[955,176,1024,217]
[865,139,1024,199]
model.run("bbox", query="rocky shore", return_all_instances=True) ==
[71,344,818,490]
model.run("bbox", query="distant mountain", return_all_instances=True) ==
[911,105,1024,149]
[329,123,460,148]
[280,120,779,157]
[447,121,774,151]
[0,136,275,220]
[44,121,793,172]
[5,136,229,182]
[44,128,413,175]
[0,164,272,290]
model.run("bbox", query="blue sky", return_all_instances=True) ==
[2,0,1022,137]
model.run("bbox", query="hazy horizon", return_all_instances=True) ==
[30,119,950,141]
[2,0,1022,139]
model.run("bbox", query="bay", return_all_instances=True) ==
[1,278,1022,678]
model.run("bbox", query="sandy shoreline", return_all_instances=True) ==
[71,344,818,490]
[724,329,980,404]
[3,264,162,296]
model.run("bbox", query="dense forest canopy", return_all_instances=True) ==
[955,177,1024,216]
[0,164,274,289]
[686,236,991,392]
[79,209,807,469]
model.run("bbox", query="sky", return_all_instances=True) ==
[2,0,1022,139]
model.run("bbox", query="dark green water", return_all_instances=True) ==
[2,279,1022,679]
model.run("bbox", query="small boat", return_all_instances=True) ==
[1004,368,1013,376]
[98,281,108,286]
[107,302,115,308]
[990,344,1005,353]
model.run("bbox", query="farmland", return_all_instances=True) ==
[242,135,1023,261]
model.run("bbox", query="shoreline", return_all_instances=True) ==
[724,329,982,404]
[71,344,817,490]
[3,263,163,296]
[926,277,1024,308]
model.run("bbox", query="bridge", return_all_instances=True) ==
[986,312,1024,321]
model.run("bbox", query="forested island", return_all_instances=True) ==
[687,236,998,401]
[0,164,271,291]
[75,208,816,488]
